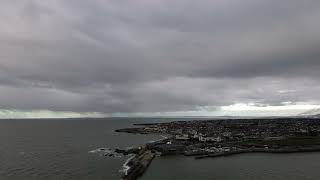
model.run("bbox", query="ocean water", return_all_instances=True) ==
[0,118,163,180]
[142,153,320,180]
[1,118,320,180]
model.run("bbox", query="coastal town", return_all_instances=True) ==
[115,117,320,180]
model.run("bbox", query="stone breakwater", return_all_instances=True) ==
[121,149,155,180]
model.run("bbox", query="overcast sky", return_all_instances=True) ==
[1,0,320,118]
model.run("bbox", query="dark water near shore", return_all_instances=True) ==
[1,118,320,180]
[142,153,320,180]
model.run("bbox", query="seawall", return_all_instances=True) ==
[195,147,320,159]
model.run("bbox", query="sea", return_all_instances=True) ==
[0,118,320,180]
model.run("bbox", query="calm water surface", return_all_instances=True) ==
[0,118,163,180]
[142,153,320,180]
[0,118,320,180]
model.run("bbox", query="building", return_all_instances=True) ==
[199,136,222,142]
[175,134,190,140]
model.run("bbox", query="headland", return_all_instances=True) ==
[115,117,320,180]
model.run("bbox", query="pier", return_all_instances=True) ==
[121,149,155,180]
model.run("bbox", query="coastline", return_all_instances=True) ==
[115,118,320,180]
[119,144,320,180]
[119,136,168,180]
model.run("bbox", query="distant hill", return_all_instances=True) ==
[299,108,320,118]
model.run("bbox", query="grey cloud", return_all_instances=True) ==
[0,0,320,114]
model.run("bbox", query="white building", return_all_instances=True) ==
[175,134,190,140]
[199,136,222,142]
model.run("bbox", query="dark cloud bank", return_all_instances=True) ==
[1,0,320,116]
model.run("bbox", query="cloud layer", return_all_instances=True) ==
[1,0,320,116]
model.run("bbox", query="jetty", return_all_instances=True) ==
[121,148,155,180]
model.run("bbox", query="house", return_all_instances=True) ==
[175,134,190,140]
[199,136,222,142]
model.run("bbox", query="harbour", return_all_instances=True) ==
[115,117,320,179]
